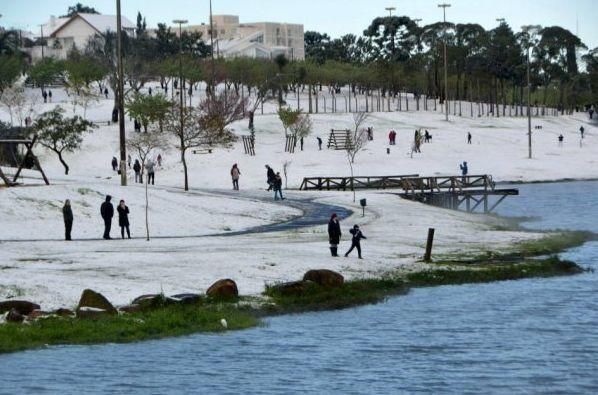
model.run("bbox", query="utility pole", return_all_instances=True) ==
[173,19,188,186]
[522,25,540,159]
[38,24,45,59]
[209,0,216,97]
[385,6,396,17]
[438,3,451,121]
[116,0,127,186]
[385,7,397,104]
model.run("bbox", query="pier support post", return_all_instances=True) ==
[424,228,435,262]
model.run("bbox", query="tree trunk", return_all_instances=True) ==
[145,176,150,241]
[57,150,69,175]
[181,146,188,191]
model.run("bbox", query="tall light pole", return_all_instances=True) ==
[173,19,188,180]
[385,6,396,17]
[496,18,505,25]
[438,3,451,121]
[116,0,127,185]
[522,25,540,159]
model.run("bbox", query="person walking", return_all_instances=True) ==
[146,159,155,185]
[467,132,472,144]
[42,90,48,103]
[317,137,323,150]
[127,154,131,169]
[265,165,275,191]
[100,195,114,240]
[300,137,304,151]
[111,156,118,172]
[48,90,53,102]
[328,213,342,257]
[133,159,142,183]
[157,154,162,167]
[117,200,131,239]
[104,87,109,99]
[148,87,152,96]
[273,172,284,200]
[231,163,241,190]
[63,199,73,241]
[344,224,366,259]
[558,134,564,146]
[580,126,585,139]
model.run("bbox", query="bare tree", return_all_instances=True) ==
[282,160,292,189]
[127,131,168,241]
[167,90,246,191]
[0,84,27,126]
[345,112,369,202]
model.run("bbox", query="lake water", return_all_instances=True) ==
[1,181,597,394]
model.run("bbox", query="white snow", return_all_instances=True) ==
[0,87,596,310]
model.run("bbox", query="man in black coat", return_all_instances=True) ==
[344,224,367,259]
[265,165,276,191]
[328,213,342,256]
[100,195,114,239]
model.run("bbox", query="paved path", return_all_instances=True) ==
[0,186,352,243]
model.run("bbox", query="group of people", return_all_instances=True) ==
[388,130,397,145]
[112,155,162,184]
[62,196,131,241]
[41,90,53,103]
[328,213,367,258]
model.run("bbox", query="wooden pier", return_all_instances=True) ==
[396,174,518,213]
[298,174,517,213]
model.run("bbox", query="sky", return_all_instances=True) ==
[1,0,596,49]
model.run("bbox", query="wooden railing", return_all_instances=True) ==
[299,174,419,191]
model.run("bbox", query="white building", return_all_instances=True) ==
[183,15,304,60]
[29,13,135,61]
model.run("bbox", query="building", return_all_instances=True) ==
[29,13,135,61]
[183,15,304,60]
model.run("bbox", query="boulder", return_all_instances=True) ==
[76,289,117,315]
[170,293,202,305]
[132,294,177,310]
[53,308,74,317]
[76,307,113,320]
[27,309,51,320]
[131,294,160,305]
[303,269,344,288]
[6,308,25,323]
[0,300,41,315]
[268,280,311,297]
[206,279,239,299]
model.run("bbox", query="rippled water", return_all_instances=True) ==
[1,181,597,394]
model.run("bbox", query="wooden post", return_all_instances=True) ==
[424,228,435,262]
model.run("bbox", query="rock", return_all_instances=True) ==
[268,280,311,296]
[170,293,202,305]
[53,308,74,317]
[206,279,239,299]
[132,294,177,310]
[118,305,142,314]
[0,300,41,315]
[303,269,344,288]
[76,289,117,315]
[6,308,25,323]
[76,307,113,320]
[27,309,51,320]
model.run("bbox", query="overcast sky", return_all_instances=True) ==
[1,0,596,49]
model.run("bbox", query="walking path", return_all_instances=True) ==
[0,185,352,243]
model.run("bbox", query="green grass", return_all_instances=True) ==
[406,256,583,287]
[0,302,257,354]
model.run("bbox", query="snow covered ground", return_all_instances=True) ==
[0,88,596,309]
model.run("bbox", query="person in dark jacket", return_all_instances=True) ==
[100,195,114,239]
[328,213,342,257]
[63,199,73,241]
[133,159,142,183]
[265,165,276,191]
[273,172,284,200]
[460,161,468,176]
[344,224,366,259]
[104,87,109,99]
[111,156,118,172]
[117,200,131,239]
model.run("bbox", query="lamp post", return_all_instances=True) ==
[116,0,127,185]
[438,3,451,121]
[522,25,541,159]
[496,18,505,25]
[173,19,188,171]
[385,6,396,17]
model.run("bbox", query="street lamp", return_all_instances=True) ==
[496,18,506,25]
[116,0,127,185]
[522,25,541,159]
[385,7,396,17]
[438,3,451,121]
